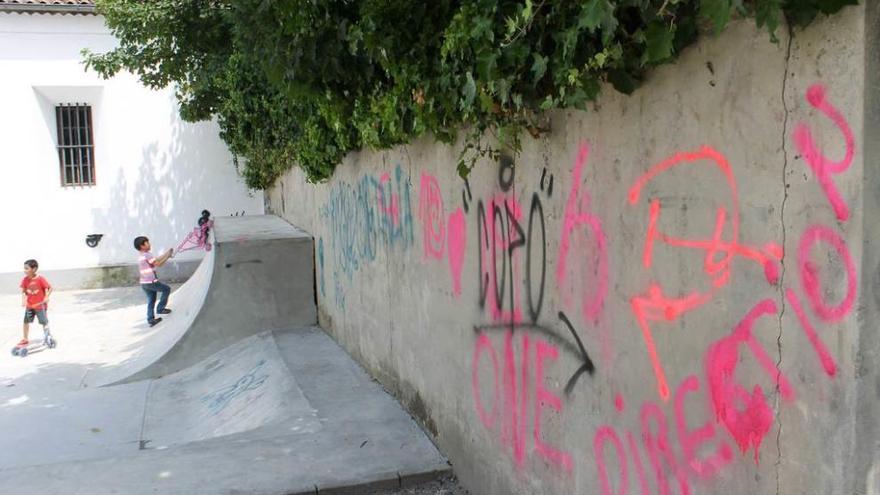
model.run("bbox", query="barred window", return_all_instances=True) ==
[56,104,95,187]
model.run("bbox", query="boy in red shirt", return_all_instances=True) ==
[20,259,52,346]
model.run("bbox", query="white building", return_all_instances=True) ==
[0,0,264,291]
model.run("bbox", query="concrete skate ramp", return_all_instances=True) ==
[88,215,317,386]
[0,331,319,469]
[141,332,320,448]
[0,327,449,494]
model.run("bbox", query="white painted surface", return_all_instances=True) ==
[0,12,263,274]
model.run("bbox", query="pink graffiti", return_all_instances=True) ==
[472,333,572,472]
[557,143,609,324]
[534,341,573,471]
[626,431,651,495]
[502,332,528,467]
[673,375,733,478]
[447,209,466,297]
[797,224,857,323]
[792,84,855,221]
[472,333,500,429]
[595,375,730,495]
[594,426,628,495]
[705,299,794,462]
[641,402,690,495]
[378,172,401,227]
[417,173,467,298]
[419,173,445,259]
[627,146,782,400]
[588,82,855,492]
[786,288,838,377]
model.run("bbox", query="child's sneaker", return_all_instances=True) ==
[16,339,28,346]
[148,318,163,327]
[158,308,172,314]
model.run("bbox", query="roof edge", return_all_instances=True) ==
[0,4,96,15]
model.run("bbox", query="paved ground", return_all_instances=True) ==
[0,216,451,494]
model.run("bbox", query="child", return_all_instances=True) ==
[133,236,173,327]
[20,259,52,346]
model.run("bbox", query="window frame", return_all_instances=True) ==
[55,103,96,188]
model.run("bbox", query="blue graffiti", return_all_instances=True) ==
[320,165,414,303]
[201,360,269,415]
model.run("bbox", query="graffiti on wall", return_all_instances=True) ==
[309,80,857,491]
[418,172,467,296]
[320,164,414,307]
[591,83,857,494]
[461,82,857,488]
[469,154,600,473]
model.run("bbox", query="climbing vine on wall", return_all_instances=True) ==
[84,0,856,188]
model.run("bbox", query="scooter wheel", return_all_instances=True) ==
[11,347,19,356]
[47,339,57,349]
[18,348,28,358]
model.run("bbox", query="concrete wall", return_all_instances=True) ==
[269,6,878,495]
[0,12,263,283]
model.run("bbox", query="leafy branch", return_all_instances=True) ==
[84,0,857,188]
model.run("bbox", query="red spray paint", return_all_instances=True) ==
[502,331,529,468]
[418,172,445,259]
[417,172,466,298]
[556,143,609,324]
[705,299,794,462]
[673,375,733,478]
[797,224,857,323]
[792,84,855,221]
[628,146,782,400]
[641,402,691,495]
[472,333,500,429]
[447,208,467,296]
[786,288,838,377]
[627,430,651,495]
[472,334,572,473]
[534,341,573,471]
[594,426,628,495]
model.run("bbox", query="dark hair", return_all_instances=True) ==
[24,259,38,270]
[133,236,149,251]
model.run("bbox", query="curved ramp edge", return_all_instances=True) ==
[107,215,317,385]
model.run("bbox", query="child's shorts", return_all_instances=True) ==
[23,309,48,325]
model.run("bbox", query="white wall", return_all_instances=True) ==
[0,12,263,274]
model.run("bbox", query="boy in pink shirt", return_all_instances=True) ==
[133,236,173,327]
[20,259,52,346]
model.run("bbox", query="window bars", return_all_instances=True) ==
[55,104,95,187]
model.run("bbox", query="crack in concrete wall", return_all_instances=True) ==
[775,21,795,495]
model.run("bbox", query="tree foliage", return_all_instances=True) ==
[84,0,857,188]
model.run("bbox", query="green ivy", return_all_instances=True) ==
[84,0,857,189]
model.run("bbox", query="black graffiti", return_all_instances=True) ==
[476,196,525,324]
[540,167,554,197]
[498,154,515,192]
[471,311,594,396]
[225,259,263,268]
[473,159,597,393]
[559,311,596,394]
[526,193,545,324]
